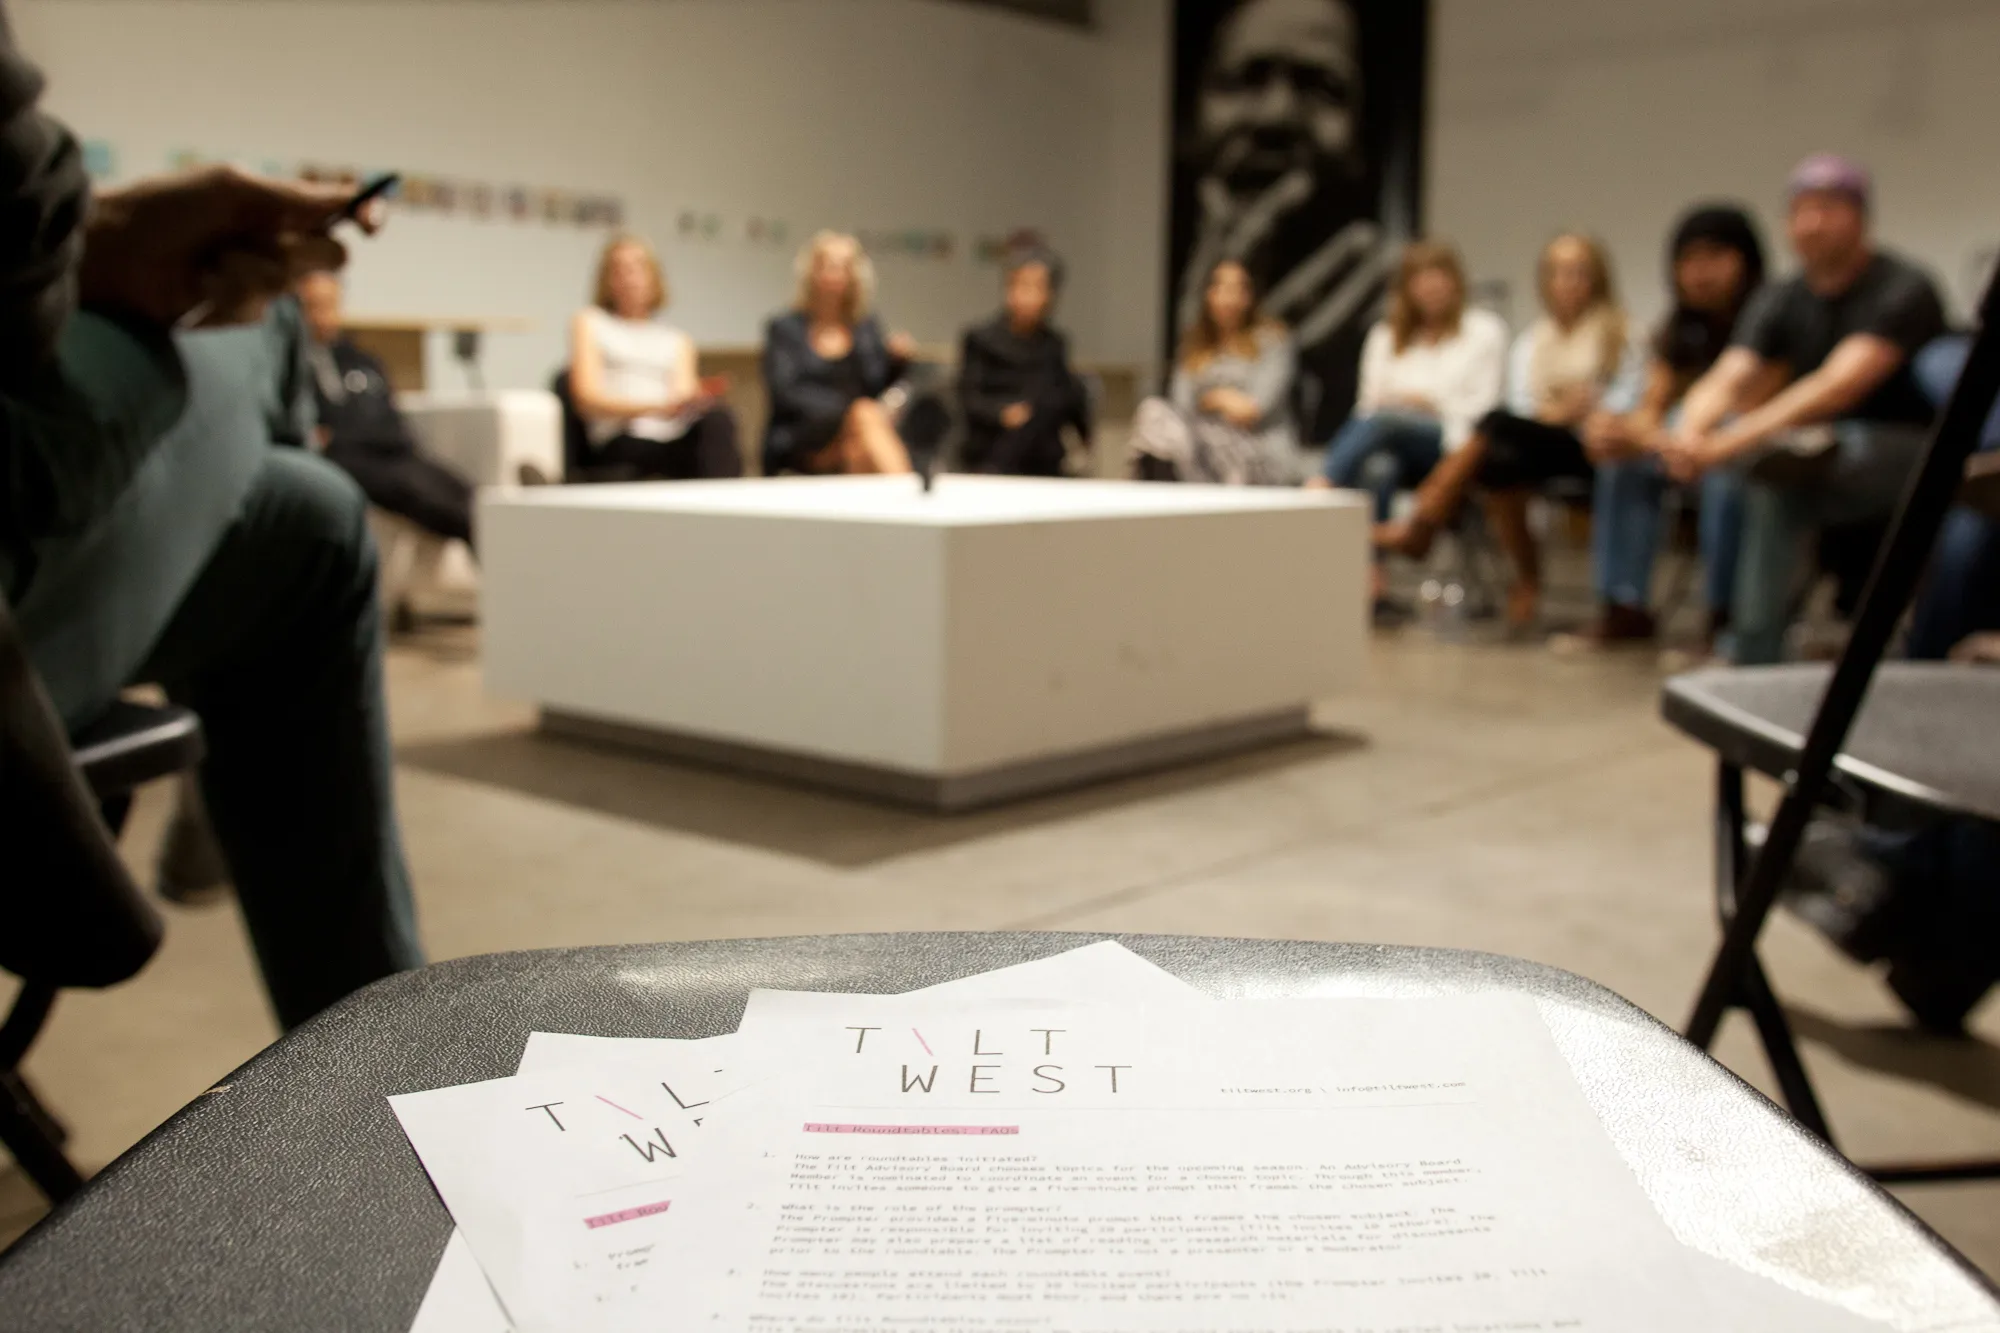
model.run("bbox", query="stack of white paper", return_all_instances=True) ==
[390,943,1888,1333]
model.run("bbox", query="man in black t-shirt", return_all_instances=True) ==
[1665,154,1950,663]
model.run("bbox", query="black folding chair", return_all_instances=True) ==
[1664,269,2000,1185]
[1,593,204,1202]
[548,368,641,484]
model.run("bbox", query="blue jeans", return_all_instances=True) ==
[1908,508,2000,660]
[1592,455,1745,613]
[1905,331,2000,661]
[1321,413,1445,523]
[1732,420,1930,665]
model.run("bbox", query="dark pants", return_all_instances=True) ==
[1909,507,2000,661]
[964,419,1069,476]
[596,407,742,481]
[1320,412,1445,522]
[1474,410,1591,489]
[1732,421,1929,664]
[135,449,422,1029]
[326,442,475,549]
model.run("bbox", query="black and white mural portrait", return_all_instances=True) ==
[1168,0,1429,439]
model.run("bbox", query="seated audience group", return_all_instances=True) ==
[1299,153,1964,671]
[9,0,1994,1056]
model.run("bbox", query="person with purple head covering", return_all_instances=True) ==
[1660,153,1950,664]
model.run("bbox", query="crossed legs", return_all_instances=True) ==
[814,398,913,474]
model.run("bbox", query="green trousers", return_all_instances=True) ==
[134,448,423,1028]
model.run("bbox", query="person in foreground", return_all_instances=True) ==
[1,16,422,1028]
[1775,335,2000,1035]
[568,234,741,481]
[957,246,1091,476]
[1552,205,1767,653]
[1130,258,1301,485]
[1307,240,1508,612]
[1376,234,1634,630]
[1662,154,1948,665]
[297,269,476,547]
[762,231,947,476]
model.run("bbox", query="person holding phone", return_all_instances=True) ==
[567,234,742,480]
[3,2,425,1028]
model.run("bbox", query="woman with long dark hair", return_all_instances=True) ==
[1129,259,1300,484]
[1559,205,1766,652]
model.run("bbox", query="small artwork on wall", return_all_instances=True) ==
[744,216,791,248]
[156,149,626,231]
[973,228,1048,265]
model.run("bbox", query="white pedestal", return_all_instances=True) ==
[480,476,1368,809]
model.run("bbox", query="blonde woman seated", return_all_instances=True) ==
[1378,233,1638,629]
[761,231,947,475]
[569,235,741,480]
[1130,259,1301,485]
[1305,240,1507,607]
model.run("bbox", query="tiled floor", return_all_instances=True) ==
[7,609,1998,1277]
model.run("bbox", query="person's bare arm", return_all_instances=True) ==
[567,310,675,420]
[1588,359,1682,459]
[674,336,702,405]
[1702,333,1909,464]
[1629,360,1679,439]
[1674,347,1770,442]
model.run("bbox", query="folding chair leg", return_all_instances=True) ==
[0,1069,84,1203]
[1736,955,1834,1142]
[1701,761,1834,1142]
[1702,764,2000,1181]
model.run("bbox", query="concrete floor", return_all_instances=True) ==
[5,608,1998,1278]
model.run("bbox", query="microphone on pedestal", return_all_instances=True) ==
[897,390,953,497]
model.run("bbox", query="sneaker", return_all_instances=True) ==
[1886,959,1994,1037]
[1370,596,1414,630]
[1746,424,1838,487]
[1549,603,1657,656]
[1767,818,1908,964]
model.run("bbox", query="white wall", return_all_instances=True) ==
[14,0,1171,391]
[1430,0,2000,333]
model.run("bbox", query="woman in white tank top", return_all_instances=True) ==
[566,235,741,480]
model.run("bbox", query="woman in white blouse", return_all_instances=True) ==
[1376,233,1636,630]
[567,235,741,480]
[1309,241,1507,519]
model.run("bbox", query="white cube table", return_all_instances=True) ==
[480,476,1367,810]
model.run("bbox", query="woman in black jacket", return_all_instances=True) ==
[761,231,923,475]
[957,247,1091,476]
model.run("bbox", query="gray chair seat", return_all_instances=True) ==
[68,699,205,799]
[2,933,1995,1330]
[1663,663,2000,824]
